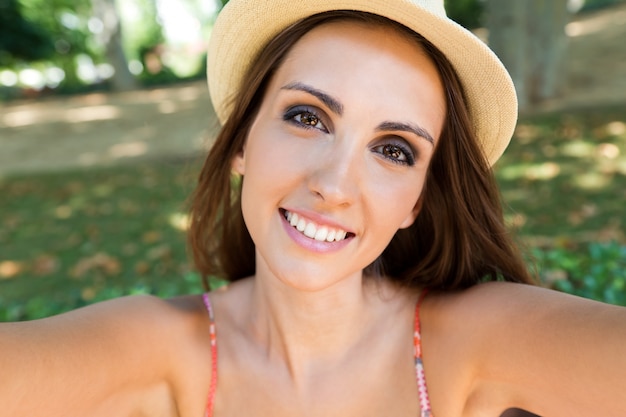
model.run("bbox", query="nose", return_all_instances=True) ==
[306,139,361,207]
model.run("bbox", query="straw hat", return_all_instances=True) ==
[207,0,517,166]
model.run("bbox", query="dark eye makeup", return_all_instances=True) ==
[282,105,417,166]
[372,140,416,166]
[283,106,328,132]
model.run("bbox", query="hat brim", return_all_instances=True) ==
[207,0,517,165]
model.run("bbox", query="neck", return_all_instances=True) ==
[244,262,410,382]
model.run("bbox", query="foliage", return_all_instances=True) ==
[533,242,626,306]
[121,0,165,62]
[15,0,93,88]
[21,0,92,51]
[1,0,208,97]
[0,0,55,65]
[445,0,484,29]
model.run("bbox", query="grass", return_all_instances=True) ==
[1,104,625,319]
[0,157,205,320]
[497,104,626,246]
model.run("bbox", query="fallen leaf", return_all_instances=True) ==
[142,231,162,244]
[32,255,59,276]
[147,244,171,261]
[0,261,23,279]
[134,261,150,275]
[81,287,97,301]
[71,252,121,278]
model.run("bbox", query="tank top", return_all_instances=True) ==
[202,291,433,417]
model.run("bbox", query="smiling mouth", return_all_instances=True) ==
[282,209,353,242]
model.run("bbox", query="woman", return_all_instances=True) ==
[1,1,625,416]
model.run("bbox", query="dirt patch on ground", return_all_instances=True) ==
[0,81,216,176]
[1,5,625,177]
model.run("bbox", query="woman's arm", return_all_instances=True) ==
[0,294,211,417]
[436,282,626,416]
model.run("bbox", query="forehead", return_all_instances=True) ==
[282,19,439,79]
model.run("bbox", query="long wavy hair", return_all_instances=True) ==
[188,11,535,290]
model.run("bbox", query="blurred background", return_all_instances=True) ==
[1,0,625,320]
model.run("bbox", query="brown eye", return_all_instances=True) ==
[300,113,320,127]
[372,142,415,166]
[382,145,405,161]
[284,107,328,132]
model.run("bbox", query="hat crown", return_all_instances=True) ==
[219,0,448,18]
[407,0,447,16]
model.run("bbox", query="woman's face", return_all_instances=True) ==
[233,21,446,291]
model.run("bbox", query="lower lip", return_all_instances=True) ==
[280,212,352,253]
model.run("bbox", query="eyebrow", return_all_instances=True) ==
[281,82,435,145]
[376,121,435,145]
[281,82,344,116]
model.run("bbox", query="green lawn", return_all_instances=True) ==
[0,157,206,320]
[497,105,626,245]
[1,104,625,319]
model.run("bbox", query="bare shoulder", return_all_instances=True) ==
[0,293,209,347]
[423,282,626,416]
[0,294,213,417]
[102,294,215,413]
[424,281,620,350]
[102,292,210,333]
[427,281,612,324]
[39,293,211,349]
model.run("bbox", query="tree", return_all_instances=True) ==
[0,0,54,65]
[91,0,138,91]
[486,0,571,111]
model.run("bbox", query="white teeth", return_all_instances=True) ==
[314,227,328,241]
[304,223,317,238]
[284,210,349,242]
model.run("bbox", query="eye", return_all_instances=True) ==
[372,142,416,166]
[283,106,328,132]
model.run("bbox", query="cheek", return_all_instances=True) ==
[244,143,295,186]
[239,126,304,207]
[369,173,425,223]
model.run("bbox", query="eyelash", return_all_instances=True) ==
[283,106,328,132]
[282,106,416,166]
[373,141,416,166]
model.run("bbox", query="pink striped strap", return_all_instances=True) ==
[415,290,433,417]
[202,293,217,417]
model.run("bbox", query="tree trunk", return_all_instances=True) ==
[486,0,570,111]
[91,0,137,91]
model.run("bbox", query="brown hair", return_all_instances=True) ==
[188,11,535,290]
